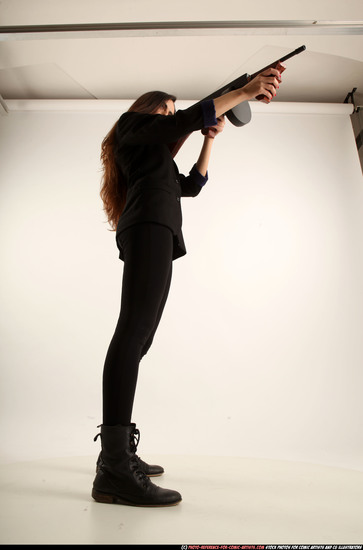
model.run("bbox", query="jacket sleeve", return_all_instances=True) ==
[180,164,208,197]
[116,100,217,146]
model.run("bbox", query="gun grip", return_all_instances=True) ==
[256,61,286,103]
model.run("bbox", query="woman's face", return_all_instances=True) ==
[155,99,175,116]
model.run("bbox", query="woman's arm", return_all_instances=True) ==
[195,67,281,174]
[213,68,282,118]
[179,116,225,197]
[117,102,214,146]
[195,116,225,176]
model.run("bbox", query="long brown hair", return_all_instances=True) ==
[100,91,176,230]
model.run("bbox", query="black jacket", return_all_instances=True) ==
[114,100,216,260]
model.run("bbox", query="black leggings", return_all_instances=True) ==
[102,223,174,426]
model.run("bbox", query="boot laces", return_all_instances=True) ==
[129,427,149,488]
[130,427,140,453]
[93,425,148,487]
[93,424,102,442]
[130,455,149,488]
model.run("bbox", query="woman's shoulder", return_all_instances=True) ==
[118,111,152,123]
[116,111,155,133]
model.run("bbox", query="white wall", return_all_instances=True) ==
[1,100,362,471]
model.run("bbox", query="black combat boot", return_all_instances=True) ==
[92,424,181,507]
[95,423,164,477]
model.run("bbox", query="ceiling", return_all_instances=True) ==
[0,0,363,108]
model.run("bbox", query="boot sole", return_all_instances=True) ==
[96,466,163,477]
[92,488,181,507]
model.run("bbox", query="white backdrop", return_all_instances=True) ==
[0,100,362,471]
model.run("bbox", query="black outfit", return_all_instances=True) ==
[115,100,217,259]
[102,99,217,426]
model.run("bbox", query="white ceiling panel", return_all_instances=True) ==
[0,0,362,108]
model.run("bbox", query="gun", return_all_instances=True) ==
[169,45,306,156]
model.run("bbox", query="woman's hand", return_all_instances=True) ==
[202,115,226,139]
[213,66,284,118]
[242,67,283,102]
[196,116,225,175]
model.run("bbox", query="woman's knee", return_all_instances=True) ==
[115,314,157,352]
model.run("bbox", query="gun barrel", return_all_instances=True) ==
[279,45,306,63]
[250,44,306,79]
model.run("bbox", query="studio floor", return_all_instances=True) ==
[0,454,362,545]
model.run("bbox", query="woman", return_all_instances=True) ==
[92,68,282,507]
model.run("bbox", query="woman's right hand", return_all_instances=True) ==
[242,67,282,102]
[213,67,283,118]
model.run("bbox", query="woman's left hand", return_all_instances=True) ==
[202,115,226,139]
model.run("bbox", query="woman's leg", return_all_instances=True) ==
[102,223,173,426]
[140,264,172,360]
